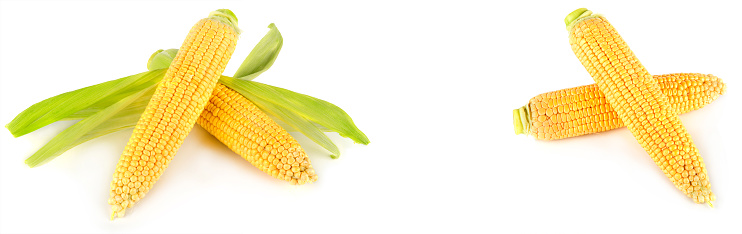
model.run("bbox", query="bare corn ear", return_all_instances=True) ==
[198,83,318,185]
[566,9,714,205]
[109,10,240,219]
[516,73,726,140]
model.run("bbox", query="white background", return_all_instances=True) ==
[1,0,740,233]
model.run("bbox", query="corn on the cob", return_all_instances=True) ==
[565,9,714,205]
[109,10,239,218]
[197,83,318,185]
[514,73,726,140]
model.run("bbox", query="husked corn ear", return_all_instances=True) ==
[515,73,726,140]
[197,83,318,185]
[109,10,239,219]
[566,9,714,205]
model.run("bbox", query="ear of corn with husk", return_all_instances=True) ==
[5,9,369,220]
[8,23,368,169]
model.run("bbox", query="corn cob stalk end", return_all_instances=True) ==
[564,8,594,31]
[513,109,523,135]
[208,9,240,35]
[513,106,530,135]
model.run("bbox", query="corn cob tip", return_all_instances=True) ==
[110,201,129,220]
[707,192,716,207]
[198,84,319,185]
[715,75,727,95]
[110,209,122,220]
[208,9,240,34]
[564,8,593,31]
[513,106,530,135]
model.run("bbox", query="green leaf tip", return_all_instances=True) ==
[565,8,593,31]
[5,71,158,138]
[208,9,240,34]
[6,123,18,138]
[233,23,283,79]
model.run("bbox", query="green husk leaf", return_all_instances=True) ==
[264,105,338,158]
[73,90,151,144]
[20,68,163,167]
[147,49,178,71]
[24,85,156,167]
[256,97,340,158]
[271,118,329,132]
[221,76,370,145]
[6,70,165,137]
[6,75,129,137]
[233,23,283,80]
[225,78,341,157]
[65,70,165,119]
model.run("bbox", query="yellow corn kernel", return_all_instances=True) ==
[197,83,318,185]
[514,73,725,140]
[565,9,714,205]
[109,10,239,219]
